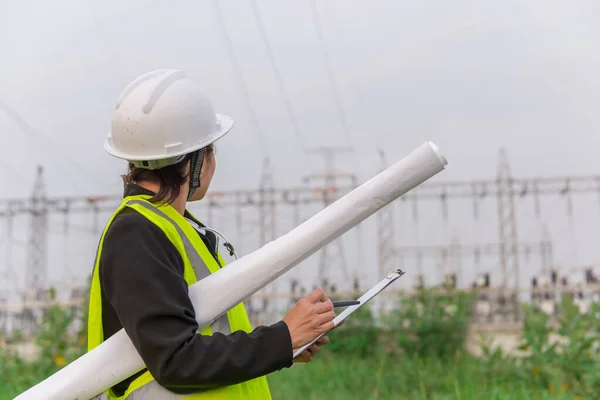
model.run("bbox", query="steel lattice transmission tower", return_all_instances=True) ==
[26,165,49,300]
[376,150,397,312]
[539,225,554,276]
[304,146,357,293]
[497,149,520,292]
[259,158,276,246]
[257,158,277,318]
[377,150,396,281]
[496,149,521,321]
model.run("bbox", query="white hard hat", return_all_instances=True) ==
[105,69,234,169]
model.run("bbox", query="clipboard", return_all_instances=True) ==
[292,269,406,359]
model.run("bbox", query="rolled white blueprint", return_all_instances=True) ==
[15,141,447,400]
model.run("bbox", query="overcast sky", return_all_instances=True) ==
[1,0,600,299]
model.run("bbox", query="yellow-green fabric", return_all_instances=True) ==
[87,195,272,399]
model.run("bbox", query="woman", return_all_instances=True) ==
[88,69,336,399]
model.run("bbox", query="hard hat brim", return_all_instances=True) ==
[104,113,235,162]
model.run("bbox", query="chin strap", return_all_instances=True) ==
[187,147,206,201]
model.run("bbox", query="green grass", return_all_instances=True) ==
[267,351,581,400]
[3,287,598,399]
[0,352,582,400]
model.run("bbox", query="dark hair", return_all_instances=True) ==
[123,144,215,204]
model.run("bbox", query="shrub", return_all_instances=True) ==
[327,305,380,358]
[389,287,475,358]
[518,294,600,397]
[0,285,88,399]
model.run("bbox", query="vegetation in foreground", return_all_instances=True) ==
[269,352,583,400]
[1,285,600,399]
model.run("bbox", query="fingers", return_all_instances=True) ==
[306,288,328,303]
[293,352,309,363]
[319,320,335,334]
[293,338,330,364]
[293,347,314,363]
[302,344,319,362]
[316,310,336,326]
[315,299,334,314]
[315,335,330,346]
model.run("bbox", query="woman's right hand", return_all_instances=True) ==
[282,288,336,349]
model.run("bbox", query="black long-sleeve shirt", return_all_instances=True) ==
[98,184,293,396]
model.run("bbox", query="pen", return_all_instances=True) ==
[331,300,360,308]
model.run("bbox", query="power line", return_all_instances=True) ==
[1,167,600,330]
[1,171,599,285]
[0,99,104,192]
[211,0,269,159]
[308,0,357,160]
[249,0,310,164]
[321,1,381,156]
[2,174,600,214]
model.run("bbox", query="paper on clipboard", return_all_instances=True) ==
[293,269,406,359]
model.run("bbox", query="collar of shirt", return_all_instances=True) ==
[122,183,221,263]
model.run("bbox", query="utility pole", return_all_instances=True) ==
[303,146,357,293]
[0,206,15,299]
[447,231,462,288]
[0,205,16,335]
[4,155,600,333]
[497,149,520,300]
[258,158,276,246]
[539,225,554,276]
[377,150,396,282]
[257,157,277,323]
[26,165,49,300]
[19,165,50,336]
[376,150,397,312]
[0,163,598,292]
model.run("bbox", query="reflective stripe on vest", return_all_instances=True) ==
[126,200,230,335]
[87,195,271,400]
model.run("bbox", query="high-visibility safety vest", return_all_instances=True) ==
[87,195,272,399]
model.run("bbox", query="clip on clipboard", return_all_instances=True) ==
[292,269,406,359]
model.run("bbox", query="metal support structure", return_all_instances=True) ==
[255,158,277,323]
[497,149,520,294]
[0,208,15,335]
[540,225,554,275]
[398,240,553,289]
[234,191,245,257]
[1,207,15,299]
[258,158,276,246]
[447,231,462,287]
[17,165,50,337]
[373,150,401,313]
[377,150,396,301]
[26,165,49,300]
[2,175,600,217]
[0,160,597,329]
[303,146,357,293]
